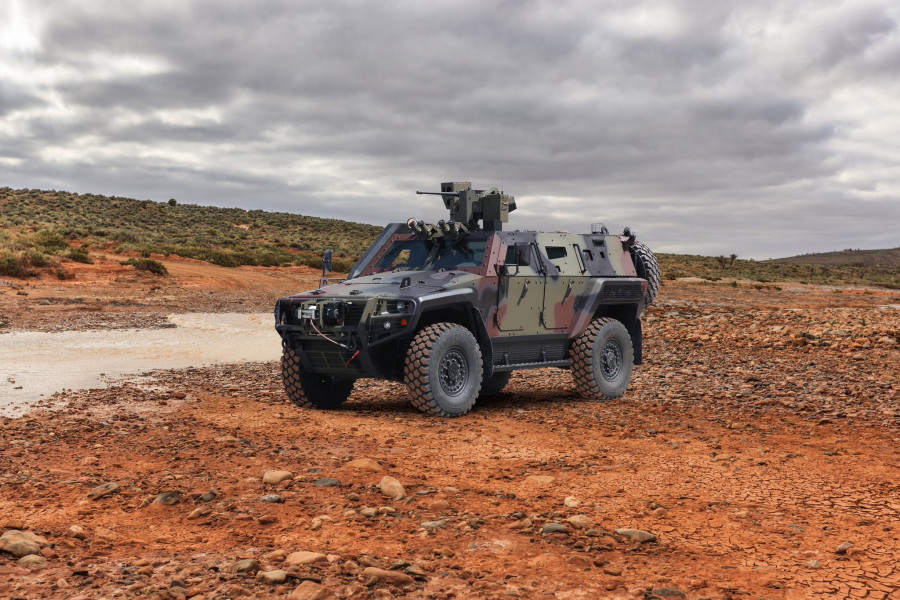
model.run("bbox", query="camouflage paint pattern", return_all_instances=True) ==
[275,223,650,382]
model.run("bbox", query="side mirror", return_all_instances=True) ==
[322,249,334,277]
[514,242,531,267]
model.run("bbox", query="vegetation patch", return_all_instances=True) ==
[121,258,168,275]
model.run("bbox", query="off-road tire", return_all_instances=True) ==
[404,323,483,417]
[479,371,511,397]
[570,318,634,400]
[282,347,354,409]
[629,241,661,305]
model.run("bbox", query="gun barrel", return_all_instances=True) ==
[416,190,460,197]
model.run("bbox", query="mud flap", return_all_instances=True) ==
[628,318,643,366]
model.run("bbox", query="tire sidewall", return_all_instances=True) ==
[426,327,482,415]
[590,320,633,398]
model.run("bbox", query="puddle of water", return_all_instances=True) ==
[0,313,280,416]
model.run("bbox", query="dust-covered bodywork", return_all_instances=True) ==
[275,182,660,416]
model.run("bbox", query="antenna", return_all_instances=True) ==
[500,123,504,192]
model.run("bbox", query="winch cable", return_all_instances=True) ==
[308,319,351,350]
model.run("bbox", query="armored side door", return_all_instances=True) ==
[495,242,543,335]
[536,235,586,332]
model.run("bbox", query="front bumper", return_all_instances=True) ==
[274,297,417,378]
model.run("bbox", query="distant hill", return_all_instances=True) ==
[2,187,899,289]
[773,247,900,267]
[0,187,383,274]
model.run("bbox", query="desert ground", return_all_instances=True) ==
[1,253,899,600]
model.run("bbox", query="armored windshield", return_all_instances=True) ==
[374,239,487,272]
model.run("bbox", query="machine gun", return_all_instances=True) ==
[416,182,516,231]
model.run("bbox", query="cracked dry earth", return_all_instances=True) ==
[1,268,900,600]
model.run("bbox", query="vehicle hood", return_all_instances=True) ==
[287,270,481,301]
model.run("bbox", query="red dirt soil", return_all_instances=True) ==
[1,256,900,599]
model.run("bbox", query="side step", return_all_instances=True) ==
[492,360,571,372]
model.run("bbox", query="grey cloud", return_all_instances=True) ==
[1,0,898,258]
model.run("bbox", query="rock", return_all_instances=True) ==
[266,549,287,562]
[361,567,416,586]
[836,541,854,555]
[603,567,622,576]
[288,580,330,600]
[233,559,260,573]
[94,527,117,541]
[524,475,556,485]
[566,515,593,530]
[259,494,284,503]
[421,520,446,530]
[360,507,378,518]
[379,476,406,501]
[347,493,360,502]
[345,458,382,472]
[285,551,328,566]
[87,482,119,500]
[429,499,450,512]
[564,495,580,508]
[806,560,822,568]
[67,525,88,540]
[615,528,657,543]
[195,489,218,503]
[650,588,685,598]
[542,522,570,535]
[0,530,49,558]
[405,564,427,578]
[18,554,48,569]
[314,478,340,487]
[257,569,288,584]
[155,491,183,505]
[263,470,294,485]
[2,518,26,530]
[186,506,211,520]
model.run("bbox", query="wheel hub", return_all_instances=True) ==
[600,340,622,381]
[439,348,469,396]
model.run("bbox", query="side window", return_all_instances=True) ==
[545,246,567,261]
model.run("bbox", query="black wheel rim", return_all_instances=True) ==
[600,340,623,381]
[439,348,469,396]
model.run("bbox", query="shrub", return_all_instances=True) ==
[121,258,167,275]
[27,250,53,268]
[0,255,31,277]
[68,247,93,264]
[28,229,68,251]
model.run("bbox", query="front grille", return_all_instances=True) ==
[600,281,644,302]
[301,340,361,372]
[343,303,366,326]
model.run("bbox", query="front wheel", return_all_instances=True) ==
[570,318,634,400]
[404,323,483,417]
[282,347,354,409]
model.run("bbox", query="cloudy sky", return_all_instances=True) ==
[2,0,898,258]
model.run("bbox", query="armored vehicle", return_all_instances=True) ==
[274,182,660,417]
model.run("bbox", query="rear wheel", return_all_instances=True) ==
[282,347,354,409]
[629,241,660,305]
[570,318,634,400]
[479,371,511,397]
[404,323,483,417]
